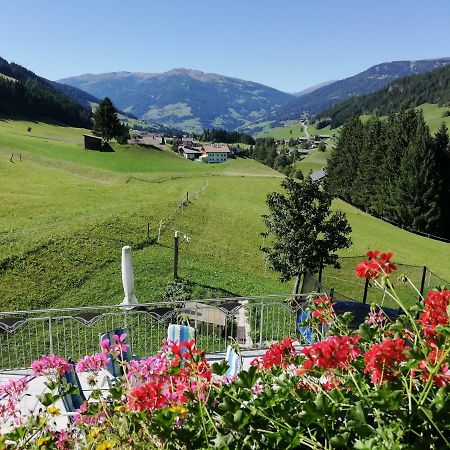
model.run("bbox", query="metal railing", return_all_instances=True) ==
[0,294,321,371]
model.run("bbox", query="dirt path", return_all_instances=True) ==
[302,122,310,139]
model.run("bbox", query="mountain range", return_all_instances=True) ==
[58,69,296,133]
[258,58,450,125]
[318,63,450,128]
[3,55,450,134]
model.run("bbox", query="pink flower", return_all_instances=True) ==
[365,309,388,326]
[252,382,264,395]
[0,378,28,399]
[112,333,129,354]
[31,354,71,378]
[76,352,109,373]
[100,339,111,353]
[126,354,170,382]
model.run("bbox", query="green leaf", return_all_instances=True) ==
[330,432,350,448]
[350,401,366,424]
[235,365,257,388]
[212,360,228,376]
[38,392,59,407]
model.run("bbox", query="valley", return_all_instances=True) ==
[1,119,450,314]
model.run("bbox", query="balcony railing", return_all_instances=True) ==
[0,294,322,371]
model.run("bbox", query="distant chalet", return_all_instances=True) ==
[83,134,103,151]
[310,167,327,183]
[128,133,166,149]
[200,144,231,163]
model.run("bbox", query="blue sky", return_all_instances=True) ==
[1,0,450,92]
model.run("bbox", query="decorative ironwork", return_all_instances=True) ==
[0,293,321,371]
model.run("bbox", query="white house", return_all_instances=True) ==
[200,144,231,163]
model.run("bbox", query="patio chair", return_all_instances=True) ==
[224,345,243,377]
[167,323,196,345]
[59,361,86,420]
[296,309,314,344]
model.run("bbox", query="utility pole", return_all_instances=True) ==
[173,231,179,279]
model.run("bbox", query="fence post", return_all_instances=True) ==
[362,278,370,304]
[419,266,427,300]
[157,220,162,243]
[48,318,53,354]
[186,191,189,203]
[147,223,150,239]
[329,288,334,301]
[259,303,264,349]
[318,259,324,284]
[173,231,179,279]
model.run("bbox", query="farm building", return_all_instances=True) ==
[83,134,103,151]
[182,148,201,160]
[128,133,166,149]
[310,168,327,182]
[200,144,231,163]
[182,136,197,148]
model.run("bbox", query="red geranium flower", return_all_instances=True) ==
[364,338,408,384]
[251,338,297,370]
[417,349,450,388]
[312,295,335,324]
[418,290,450,343]
[301,335,361,370]
[356,250,397,279]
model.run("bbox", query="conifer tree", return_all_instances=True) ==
[395,114,441,233]
[326,116,364,201]
[434,123,450,234]
[352,117,387,212]
[93,97,121,141]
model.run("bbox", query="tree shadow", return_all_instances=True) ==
[101,142,115,152]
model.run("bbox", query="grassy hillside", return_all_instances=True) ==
[295,148,331,175]
[255,121,335,140]
[1,120,449,313]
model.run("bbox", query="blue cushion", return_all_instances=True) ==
[296,310,314,343]
[167,324,196,343]
[225,346,242,377]
[59,363,86,414]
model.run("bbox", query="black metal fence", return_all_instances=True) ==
[301,256,449,309]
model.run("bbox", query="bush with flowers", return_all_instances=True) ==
[0,250,449,449]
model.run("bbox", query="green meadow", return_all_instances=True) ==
[1,119,449,313]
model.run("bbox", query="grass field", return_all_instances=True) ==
[295,148,331,175]
[255,121,335,140]
[1,119,450,314]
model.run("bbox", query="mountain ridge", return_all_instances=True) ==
[317,63,450,128]
[260,57,450,124]
[58,68,296,132]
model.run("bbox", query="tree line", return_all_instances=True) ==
[318,64,450,128]
[0,57,92,128]
[200,128,255,145]
[326,109,450,237]
[240,137,303,178]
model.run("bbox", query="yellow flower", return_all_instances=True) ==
[96,441,117,450]
[89,427,101,439]
[114,405,127,412]
[47,405,60,416]
[37,436,51,447]
[168,404,189,419]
